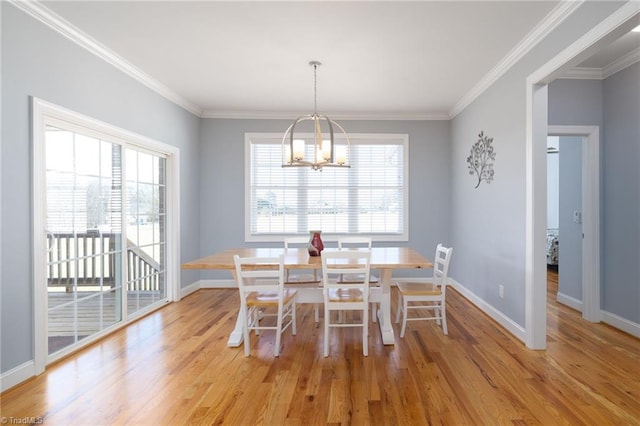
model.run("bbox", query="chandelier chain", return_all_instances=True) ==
[313,62,318,115]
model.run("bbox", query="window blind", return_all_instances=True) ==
[246,133,408,241]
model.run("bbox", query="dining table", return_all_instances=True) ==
[182,246,432,346]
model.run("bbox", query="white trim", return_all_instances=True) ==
[526,2,640,349]
[556,292,583,312]
[561,47,640,80]
[559,67,604,80]
[448,278,526,343]
[601,311,640,339]
[527,3,640,87]
[548,126,601,323]
[178,279,238,295]
[200,279,238,289]
[10,0,202,117]
[166,149,181,303]
[449,1,583,118]
[603,46,640,78]
[525,83,549,349]
[180,281,202,298]
[201,110,450,121]
[32,98,48,375]
[10,0,585,123]
[0,361,36,393]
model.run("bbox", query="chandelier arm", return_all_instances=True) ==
[318,115,335,163]
[281,61,350,170]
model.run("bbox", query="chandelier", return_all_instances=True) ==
[282,61,350,171]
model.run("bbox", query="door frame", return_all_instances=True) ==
[548,126,600,323]
[32,98,181,374]
[525,2,639,349]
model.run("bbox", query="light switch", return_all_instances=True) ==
[573,210,582,224]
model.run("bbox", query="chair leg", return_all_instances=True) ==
[400,299,408,338]
[441,303,448,335]
[371,302,377,323]
[242,308,251,357]
[253,309,260,335]
[363,308,369,357]
[274,312,282,358]
[314,304,319,323]
[395,291,402,324]
[292,302,297,335]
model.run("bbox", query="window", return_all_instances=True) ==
[245,133,408,242]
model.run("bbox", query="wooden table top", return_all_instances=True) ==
[182,247,432,270]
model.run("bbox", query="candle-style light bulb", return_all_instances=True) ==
[293,139,305,161]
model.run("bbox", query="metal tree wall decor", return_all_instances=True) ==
[467,131,496,189]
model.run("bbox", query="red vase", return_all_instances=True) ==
[308,231,324,256]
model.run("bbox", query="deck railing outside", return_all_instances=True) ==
[47,231,160,292]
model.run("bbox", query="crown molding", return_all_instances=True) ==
[10,0,203,117]
[201,110,450,121]
[449,0,584,119]
[559,46,640,80]
[603,46,640,78]
[559,67,604,80]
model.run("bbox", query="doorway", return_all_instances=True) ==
[33,98,180,372]
[546,129,600,322]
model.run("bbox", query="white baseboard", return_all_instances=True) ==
[179,279,237,299]
[1,361,36,393]
[200,279,237,289]
[447,277,527,343]
[556,292,583,312]
[180,281,201,298]
[448,279,640,342]
[601,310,640,338]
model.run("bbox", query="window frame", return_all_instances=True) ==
[244,132,409,243]
[32,97,181,372]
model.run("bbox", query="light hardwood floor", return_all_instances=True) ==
[2,269,639,425]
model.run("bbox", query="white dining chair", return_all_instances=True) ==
[322,249,371,357]
[233,254,297,357]
[284,236,321,322]
[395,244,453,337]
[284,236,320,284]
[337,236,380,322]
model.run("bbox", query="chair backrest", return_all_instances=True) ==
[433,244,453,286]
[284,236,309,248]
[321,250,371,291]
[337,236,372,249]
[233,255,285,297]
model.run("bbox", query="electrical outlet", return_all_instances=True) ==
[499,285,504,298]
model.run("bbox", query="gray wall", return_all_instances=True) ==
[558,137,583,301]
[548,62,640,325]
[1,3,201,373]
[602,62,640,323]
[448,1,625,327]
[547,146,559,229]
[199,118,451,280]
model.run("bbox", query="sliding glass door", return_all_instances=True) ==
[45,125,124,355]
[40,109,172,360]
[125,149,167,316]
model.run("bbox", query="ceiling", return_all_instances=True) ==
[34,1,639,119]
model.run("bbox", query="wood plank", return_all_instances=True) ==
[2,267,639,424]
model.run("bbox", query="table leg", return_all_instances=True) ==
[377,268,395,345]
[227,270,243,347]
[227,310,244,347]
